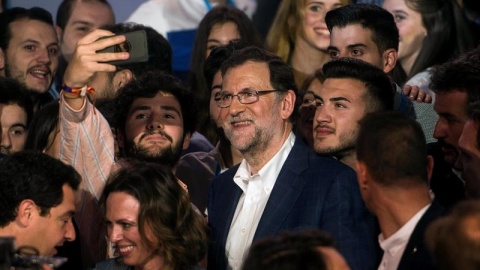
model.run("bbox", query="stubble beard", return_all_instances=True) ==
[4,56,50,94]
[314,127,358,160]
[125,132,184,167]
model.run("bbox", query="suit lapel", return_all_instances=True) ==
[213,166,243,245]
[253,139,310,240]
[397,200,445,269]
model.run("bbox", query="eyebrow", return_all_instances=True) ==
[212,84,222,91]
[346,43,367,50]
[330,97,352,103]
[70,20,95,27]
[59,210,75,219]
[392,10,408,16]
[9,123,27,129]
[21,39,59,48]
[129,105,182,116]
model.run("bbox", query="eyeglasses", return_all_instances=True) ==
[216,89,282,108]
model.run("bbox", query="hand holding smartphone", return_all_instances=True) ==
[97,30,149,65]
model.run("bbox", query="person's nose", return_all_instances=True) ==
[147,114,164,131]
[64,218,76,242]
[108,225,123,243]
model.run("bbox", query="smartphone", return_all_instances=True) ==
[97,30,149,65]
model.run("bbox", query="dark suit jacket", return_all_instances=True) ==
[207,138,378,270]
[397,200,445,270]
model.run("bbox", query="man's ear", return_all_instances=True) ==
[382,48,397,74]
[182,132,191,151]
[55,26,63,44]
[16,200,36,227]
[355,161,370,190]
[426,155,434,183]
[113,69,133,92]
[280,90,296,120]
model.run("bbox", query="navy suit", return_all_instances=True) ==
[207,138,378,270]
[396,200,445,270]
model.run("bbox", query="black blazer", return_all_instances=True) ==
[207,138,378,270]
[397,200,445,270]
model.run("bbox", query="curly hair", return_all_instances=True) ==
[102,162,208,269]
[114,70,197,137]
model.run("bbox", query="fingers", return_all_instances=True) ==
[402,85,412,96]
[416,89,426,102]
[77,29,117,45]
[424,94,432,103]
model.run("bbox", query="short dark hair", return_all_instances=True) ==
[114,70,196,137]
[426,200,480,270]
[322,58,394,112]
[0,7,54,51]
[430,46,480,105]
[325,4,399,54]
[103,162,207,269]
[0,151,80,227]
[103,23,172,75]
[221,46,297,94]
[56,0,113,30]
[356,112,429,187]
[242,230,338,270]
[0,77,34,128]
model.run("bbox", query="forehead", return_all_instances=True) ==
[7,19,58,47]
[68,1,114,26]
[128,92,182,113]
[434,91,468,113]
[320,78,367,99]
[0,104,27,124]
[106,191,140,217]
[331,24,377,49]
[223,61,272,91]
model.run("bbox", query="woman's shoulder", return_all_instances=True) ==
[89,258,131,270]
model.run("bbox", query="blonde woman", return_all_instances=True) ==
[266,0,349,87]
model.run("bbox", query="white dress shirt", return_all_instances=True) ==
[378,204,431,270]
[225,133,296,270]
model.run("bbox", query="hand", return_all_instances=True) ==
[403,84,432,103]
[63,29,129,88]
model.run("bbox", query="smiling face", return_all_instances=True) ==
[298,0,344,52]
[219,61,288,154]
[382,0,426,72]
[29,184,76,256]
[123,92,189,166]
[1,19,59,93]
[313,77,367,159]
[106,192,164,269]
[59,1,114,62]
[205,21,240,58]
[328,24,386,71]
[0,103,28,154]
[433,91,468,167]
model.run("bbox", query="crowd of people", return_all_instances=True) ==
[0,0,479,270]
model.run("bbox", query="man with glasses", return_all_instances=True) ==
[207,46,377,270]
